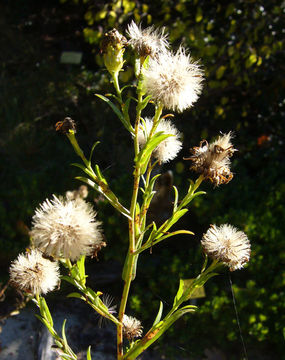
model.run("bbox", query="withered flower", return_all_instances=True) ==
[126,21,169,58]
[122,314,143,340]
[55,117,76,134]
[184,132,236,186]
[9,249,60,295]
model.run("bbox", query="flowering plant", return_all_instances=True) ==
[9,22,250,360]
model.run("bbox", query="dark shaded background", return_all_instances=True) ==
[0,0,284,359]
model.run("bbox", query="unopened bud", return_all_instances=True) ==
[100,29,127,75]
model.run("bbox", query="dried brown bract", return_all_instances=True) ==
[100,29,127,54]
[184,132,236,186]
[55,117,76,134]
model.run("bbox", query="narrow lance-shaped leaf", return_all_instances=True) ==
[152,301,164,327]
[76,176,131,219]
[148,209,188,243]
[61,319,68,350]
[86,346,92,360]
[89,141,100,164]
[40,297,53,328]
[66,292,85,300]
[35,314,56,336]
[76,255,86,284]
[95,94,132,132]
[173,186,179,213]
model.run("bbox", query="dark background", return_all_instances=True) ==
[0,0,284,359]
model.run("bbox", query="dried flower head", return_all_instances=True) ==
[142,47,204,112]
[30,195,104,261]
[122,315,143,340]
[55,117,76,134]
[184,132,236,186]
[9,249,60,295]
[138,118,182,163]
[126,21,169,58]
[201,224,251,271]
[100,28,127,54]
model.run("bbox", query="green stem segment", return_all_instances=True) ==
[117,86,144,360]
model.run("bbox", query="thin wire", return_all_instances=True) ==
[228,272,249,360]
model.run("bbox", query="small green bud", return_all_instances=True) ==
[100,29,127,75]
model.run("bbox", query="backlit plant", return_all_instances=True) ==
[9,22,250,360]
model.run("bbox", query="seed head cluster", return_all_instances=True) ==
[142,47,204,112]
[126,21,169,58]
[184,132,236,186]
[201,224,251,271]
[122,314,143,340]
[30,195,104,261]
[138,118,182,163]
[9,249,60,295]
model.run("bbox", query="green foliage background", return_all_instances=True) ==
[1,0,284,358]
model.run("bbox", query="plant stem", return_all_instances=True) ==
[112,71,122,103]
[117,89,144,359]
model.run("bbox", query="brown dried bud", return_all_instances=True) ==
[100,29,127,54]
[55,117,76,134]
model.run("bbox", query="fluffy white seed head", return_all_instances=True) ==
[9,249,60,295]
[137,117,182,163]
[184,132,236,186]
[122,314,143,340]
[126,21,169,57]
[201,224,251,271]
[30,195,104,261]
[142,47,204,112]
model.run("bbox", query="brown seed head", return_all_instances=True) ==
[100,29,127,54]
[55,117,76,134]
[184,132,236,186]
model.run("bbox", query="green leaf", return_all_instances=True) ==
[40,297,53,328]
[135,132,172,174]
[35,314,54,334]
[86,287,100,304]
[77,255,86,283]
[173,279,205,307]
[71,163,94,178]
[61,275,77,286]
[173,279,185,308]
[86,346,92,360]
[61,319,68,349]
[149,174,161,190]
[139,95,152,111]
[66,292,85,300]
[95,94,132,132]
[89,141,100,164]
[153,230,194,245]
[173,186,179,212]
[152,301,164,327]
